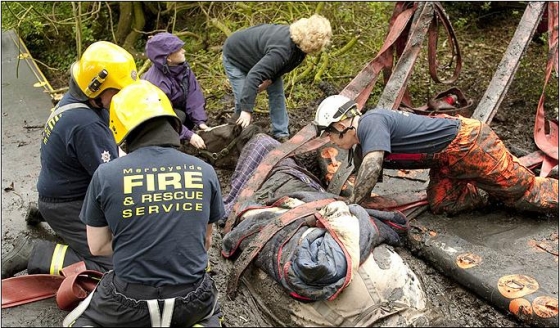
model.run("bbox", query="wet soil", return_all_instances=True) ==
[2,9,557,328]
[206,13,557,327]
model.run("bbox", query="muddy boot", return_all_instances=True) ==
[1,235,34,279]
[25,201,45,226]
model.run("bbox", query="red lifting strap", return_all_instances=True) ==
[340,2,462,112]
[226,198,337,299]
[224,124,324,234]
[1,261,102,311]
[533,2,559,177]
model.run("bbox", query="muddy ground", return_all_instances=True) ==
[2,7,558,328]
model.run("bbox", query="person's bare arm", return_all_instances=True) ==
[350,150,385,205]
[205,223,213,251]
[86,225,113,256]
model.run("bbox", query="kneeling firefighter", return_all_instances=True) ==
[2,41,137,279]
[64,80,224,327]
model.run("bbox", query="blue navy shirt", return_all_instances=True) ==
[37,93,118,201]
[80,146,225,286]
[357,108,460,156]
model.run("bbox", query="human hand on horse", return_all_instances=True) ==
[236,111,252,128]
[189,133,206,149]
[198,123,210,131]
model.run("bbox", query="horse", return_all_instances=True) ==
[179,116,263,170]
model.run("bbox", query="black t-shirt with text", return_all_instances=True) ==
[80,146,225,286]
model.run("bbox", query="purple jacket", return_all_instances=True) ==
[142,32,207,141]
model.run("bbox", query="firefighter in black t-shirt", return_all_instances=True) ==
[65,80,224,327]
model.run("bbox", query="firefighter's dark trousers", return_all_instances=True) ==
[67,270,223,327]
[427,116,558,215]
[28,199,113,275]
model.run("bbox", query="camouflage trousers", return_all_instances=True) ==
[243,244,429,327]
[428,116,558,215]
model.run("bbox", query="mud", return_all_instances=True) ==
[2,8,558,328]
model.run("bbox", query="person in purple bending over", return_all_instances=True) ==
[142,32,209,149]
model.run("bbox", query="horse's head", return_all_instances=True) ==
[180,115,262,169]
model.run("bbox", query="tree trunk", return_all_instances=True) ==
[116,2,133,45]
[122,2,146,54]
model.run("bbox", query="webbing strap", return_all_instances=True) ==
[340,2,417,110]
[147,298,175,327]
[427,2,462,84]
[223,123,321,233]
[226,198,336,299]
[44,103,87,128]
[341,2,462,112]
[62,285,96,327]
[533,3,559,169]
[2,261,102,311]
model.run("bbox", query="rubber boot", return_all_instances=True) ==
[25,201,45,226]
[1,235,34,279]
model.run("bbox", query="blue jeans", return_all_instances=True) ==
[222,55,289,138]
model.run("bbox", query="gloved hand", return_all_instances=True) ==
[189,133,206,149]
[236,111,252,128]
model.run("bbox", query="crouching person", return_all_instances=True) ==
[64,80,225,327]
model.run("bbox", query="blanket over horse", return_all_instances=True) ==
[221,134,410,301]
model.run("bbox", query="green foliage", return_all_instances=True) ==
[2,1,553,121]
[2,1,397,112]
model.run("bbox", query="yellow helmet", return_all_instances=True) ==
[71,41,138,99]
[109,80,181,145]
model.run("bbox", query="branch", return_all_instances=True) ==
[137,59,152,77]
[210,18,232,37]
[71,2,82,58]
[104,1,117,43]
[313,52,329,83]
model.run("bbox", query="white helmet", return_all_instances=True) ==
[313,95,359,133]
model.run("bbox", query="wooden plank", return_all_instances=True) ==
[471,2,546,124]
[377,2,433,110]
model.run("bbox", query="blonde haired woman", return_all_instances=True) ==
[222,14,332,142]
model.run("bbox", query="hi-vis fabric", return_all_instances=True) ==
[80,146,224,286]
